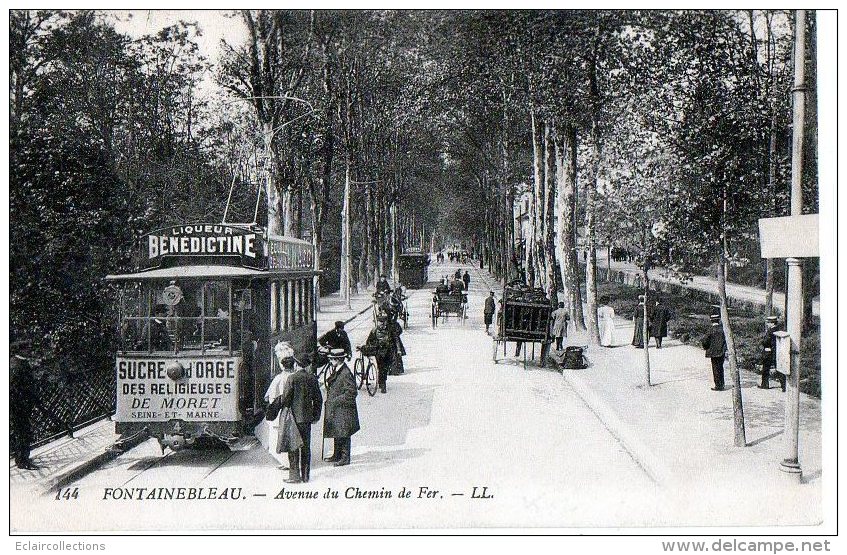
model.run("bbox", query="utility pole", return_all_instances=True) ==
[780,9,807,479]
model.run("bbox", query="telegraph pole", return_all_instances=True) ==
[780,9,807,478]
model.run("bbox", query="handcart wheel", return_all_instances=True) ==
[353,357,365,390]
[365,361,378,396]
[431,304,437,329]
[492,338,499,363]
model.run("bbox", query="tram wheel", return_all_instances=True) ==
[353,357,365,390]
[365,361,378,396]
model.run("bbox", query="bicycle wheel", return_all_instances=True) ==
[353,357,365,390]
[319,364,330,389]
[366,361,378,396]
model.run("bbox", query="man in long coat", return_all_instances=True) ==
[702,314,727,391]
[323,348,360,466]
[278,353,323,483]
[365,317,395,393]
[10,339,38,470]
[649,298,674,349]
[483,291,496,334]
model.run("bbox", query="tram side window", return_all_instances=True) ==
[294,280,301,327]
[303,279,312,324]
[279,281,288,331]
[271,281,279,333]
[119,284,145,352]
[287,280,295,330]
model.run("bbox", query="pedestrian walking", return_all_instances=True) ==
[364,315,396,393]
[265,342,297,468]
[632,295,650,348]
[454,268,462,280]
[550,302,570,350]
[462,270,470,291]
[702,314,727,391]
[10,338,38,470]
[323,348,360,466]
[389,317,406,375]
[484,291,496,334]
[276,345,323,483]
[650,298,674,349]
[598,305,616,347]
[759,316,786,391]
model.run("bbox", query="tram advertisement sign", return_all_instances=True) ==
[141,224,263,270]
[115,356,241,422]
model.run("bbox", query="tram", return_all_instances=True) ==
[106,223,318,452]
[398,247,430,289]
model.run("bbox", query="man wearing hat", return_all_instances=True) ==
[364,314,395,393]
[10,338,39,470]
[759,316,786,391]
[650,297,674,349]
[323,348,360,466]
[376,274,392,296]
[702,314,727,391]
[275,343,323,483]
[318,321,352,363]
[483,291,496,334]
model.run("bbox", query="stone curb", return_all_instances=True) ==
[560,369,671,486]
[44,432,149,494]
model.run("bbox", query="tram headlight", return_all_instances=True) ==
[166,361,185,381]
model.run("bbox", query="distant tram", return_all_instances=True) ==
[106,223,318,452]
[398,248,430,289]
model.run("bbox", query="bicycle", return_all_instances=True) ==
[314,345,333,388]
[352,346,378,396]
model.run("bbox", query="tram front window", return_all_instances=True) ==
[119,280,236,353]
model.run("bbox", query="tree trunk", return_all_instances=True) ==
[262,124,283,236]
[543,121,558,304]
[584,122,601,344]
[717,249,747,447]
[529,108,543,288]
[340,159,352,308]
[643,265,651,386]
[555,124,585,329]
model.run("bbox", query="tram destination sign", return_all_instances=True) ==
[140,224,263,270]
[116,356,241,422]
[267,236,314,271]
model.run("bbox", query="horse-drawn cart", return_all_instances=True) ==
[492,284,552,368]
[431,290,467,327]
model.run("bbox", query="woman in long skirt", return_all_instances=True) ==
[598,305,616,347]
[631,296,646,348]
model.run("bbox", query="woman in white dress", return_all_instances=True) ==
[598,305,616,347]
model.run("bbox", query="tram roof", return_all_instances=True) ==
[105,265,310,281]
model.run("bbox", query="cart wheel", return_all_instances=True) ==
[353,357,365,390]
[492,339,499,363]
[431,304,437,328]
[366,361,378,396]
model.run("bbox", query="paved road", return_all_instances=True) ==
[13,260,664,532]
